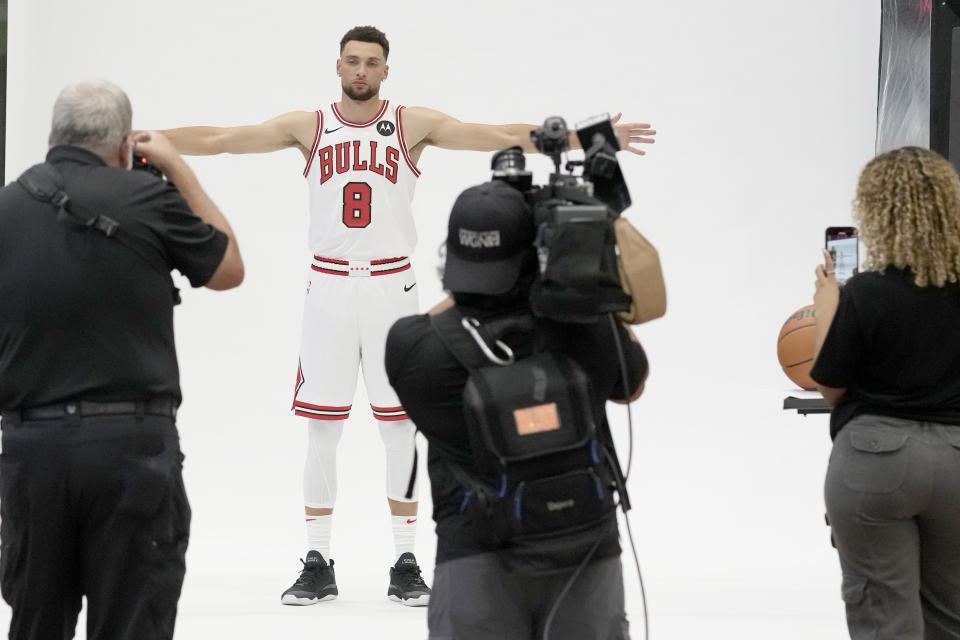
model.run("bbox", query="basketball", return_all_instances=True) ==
[777,304,818,390]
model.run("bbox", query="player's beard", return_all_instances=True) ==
[342,81,379,102]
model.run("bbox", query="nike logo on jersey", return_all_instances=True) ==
[406,518,417,524]
[403,283,416,292]
[324,126,344,134]
[315,140,401,185]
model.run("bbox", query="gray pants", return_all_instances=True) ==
[427,552,629,640]
[825,415,960,640]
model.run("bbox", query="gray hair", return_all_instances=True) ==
[49,80,132,152]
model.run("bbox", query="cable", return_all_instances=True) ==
[607,313,635,481]
[541,530,605,640]
[623,509,650,640]
[540,314,649,640]
[607,312,649,639]
[539,510,650,640]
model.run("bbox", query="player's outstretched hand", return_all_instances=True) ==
[611,112,656,156]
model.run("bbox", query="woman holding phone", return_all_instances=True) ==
[810,146,960,640]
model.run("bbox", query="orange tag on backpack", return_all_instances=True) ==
[514,403,560,435]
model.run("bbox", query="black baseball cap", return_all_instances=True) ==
[442,181,535,295]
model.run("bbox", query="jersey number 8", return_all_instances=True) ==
[343,182,372,228]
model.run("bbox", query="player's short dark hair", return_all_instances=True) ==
[340,26,390,61]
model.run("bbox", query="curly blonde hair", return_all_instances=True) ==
[854,146,960,287]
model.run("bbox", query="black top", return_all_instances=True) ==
[810,267,960,438]
[0,146,228,410]
[385,306,648,563]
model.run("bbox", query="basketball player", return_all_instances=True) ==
[161,25,656,607]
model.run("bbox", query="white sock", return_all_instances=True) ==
[306,514,333,560]
[391,514,417,561]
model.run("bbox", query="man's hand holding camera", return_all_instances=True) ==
[133,130,244,290]
[132,131,190,179]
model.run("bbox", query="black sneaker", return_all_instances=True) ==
[280,550,338,605]
[387,552,431,607]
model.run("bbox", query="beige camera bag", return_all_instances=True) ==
[614,218,666,324]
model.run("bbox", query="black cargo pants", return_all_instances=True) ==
[825,415,960,640]
[0,411,190,640]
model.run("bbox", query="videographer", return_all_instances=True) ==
[385,180,648,639]
[0,80,243,639]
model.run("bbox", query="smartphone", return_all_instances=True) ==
[825,226,858,284]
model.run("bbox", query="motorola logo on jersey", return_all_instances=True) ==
[316,140,401,185]
[377,121,396,136]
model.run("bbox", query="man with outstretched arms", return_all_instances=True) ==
[161,24,656,607]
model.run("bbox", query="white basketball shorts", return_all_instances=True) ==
[292,256,419,422]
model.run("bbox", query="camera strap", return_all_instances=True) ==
[17,162,181,304]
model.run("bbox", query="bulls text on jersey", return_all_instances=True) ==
[315,140,401,185]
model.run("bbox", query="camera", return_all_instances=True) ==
[132,153,176,189]
[132,152,164,178]
[491,115,633,323]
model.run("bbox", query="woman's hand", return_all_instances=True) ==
[812,248,847,404]
[814,248,840,316]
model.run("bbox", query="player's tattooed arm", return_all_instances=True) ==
[158,111,318,160]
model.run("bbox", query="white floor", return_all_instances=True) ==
[12,564,846,640]
[0,395,853,640]
[5,552,846,640]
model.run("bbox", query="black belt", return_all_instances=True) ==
[1,398,178,424]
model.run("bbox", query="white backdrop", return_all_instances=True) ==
[6,1,881,638]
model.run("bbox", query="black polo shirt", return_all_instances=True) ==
[385,305,648,563]
[810,266,960,438]
[0,146,228,410]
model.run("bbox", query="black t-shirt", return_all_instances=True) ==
[385,305,648,563]
[0,146,228,410]
[810,267,960,438]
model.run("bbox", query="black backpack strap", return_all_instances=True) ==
[444,457,497,510]
[17,162,180,304]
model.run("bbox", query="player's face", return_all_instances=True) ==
[337,41,388,102]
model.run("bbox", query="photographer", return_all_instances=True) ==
[0,80,243,639]
[811,147,960,640]
[385,180,647,639]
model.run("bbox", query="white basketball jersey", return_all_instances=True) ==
[303,100,420,259]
